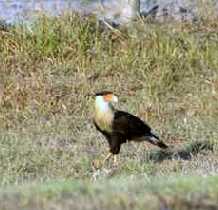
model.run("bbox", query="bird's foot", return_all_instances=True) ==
[113,155,119,167]
[92,159,102,169]
[92,152,113,169]
[102,152,113,165]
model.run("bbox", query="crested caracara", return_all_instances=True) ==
[93,91,168,164]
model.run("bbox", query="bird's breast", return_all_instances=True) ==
[94,111,114,133]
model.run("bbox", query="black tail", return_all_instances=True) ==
[156,140,168,149]
[147,132,168,149]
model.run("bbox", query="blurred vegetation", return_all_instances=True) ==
[1,175,218,210]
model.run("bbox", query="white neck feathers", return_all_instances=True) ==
[94,96,114,132]
[95,96,112,113]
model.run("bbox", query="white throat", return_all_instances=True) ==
[95,96,111,113]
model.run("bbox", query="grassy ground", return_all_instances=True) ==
[1,175,218,210]
[0,7,218,209]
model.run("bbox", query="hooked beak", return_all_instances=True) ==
[112,95,118,103]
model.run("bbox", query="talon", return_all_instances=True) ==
[92,159,102,169]
[113,155,118,166]
[102,152,113,165]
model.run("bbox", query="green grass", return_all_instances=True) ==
[0,7,218,209]
[1,175,218,210]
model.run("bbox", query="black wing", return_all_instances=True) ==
[94,120,126,154]
[112,111,151,139]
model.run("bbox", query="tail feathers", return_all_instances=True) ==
[156,140,168,149]
[150,132,160,140]
[147,132,168,149]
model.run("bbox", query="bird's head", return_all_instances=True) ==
[95,91,118,103]
[95,91,118,112]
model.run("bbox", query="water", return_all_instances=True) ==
[0,0,217,25]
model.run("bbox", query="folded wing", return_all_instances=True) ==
[112,111,152,139]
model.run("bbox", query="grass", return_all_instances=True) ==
[1,175,218,210]
[0,5,218,209]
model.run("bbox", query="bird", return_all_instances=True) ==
[93,91,168,165]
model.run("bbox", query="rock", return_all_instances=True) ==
[98,0,218,25]
[0,0,218,25]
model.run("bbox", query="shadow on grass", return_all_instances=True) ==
[147,141,214,163]
[157,194,218,210]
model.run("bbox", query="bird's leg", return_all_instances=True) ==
[102,152,112,165]
[144,143,150,151]
[92,153,113,169]
[114,155,117,164]
[113,155,117,164]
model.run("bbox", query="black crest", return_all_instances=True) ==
[95,91,113,96]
